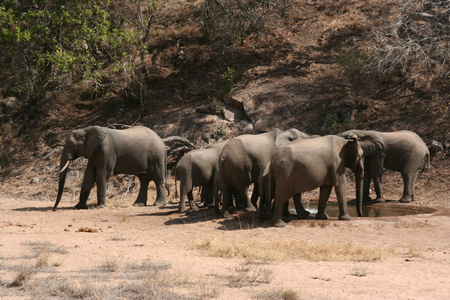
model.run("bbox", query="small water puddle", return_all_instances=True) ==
[290,200,435,218]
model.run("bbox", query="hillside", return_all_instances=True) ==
[0,1,449,299]
[0,0,448,201]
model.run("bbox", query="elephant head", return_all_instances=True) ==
[341,134,364,217]
[274,129,311,149]
[53,126,106,211]
[339,129,384,157]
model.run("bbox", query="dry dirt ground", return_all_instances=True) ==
[1,167,449,300]
[1,1,449,299]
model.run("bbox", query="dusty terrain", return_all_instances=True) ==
[1,165,449,299]
[1,1,449,299]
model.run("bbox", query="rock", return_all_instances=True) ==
[431,140,443,150]
[5,97,19,113]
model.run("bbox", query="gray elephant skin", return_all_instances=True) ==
[174,141,227,213]
[339,129,429,203]
[53,125,169,211]
[258,162,310,220]
[218,129,312,218]
[269,135,364,227]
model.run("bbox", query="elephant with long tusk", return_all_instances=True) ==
[54,125,169,211]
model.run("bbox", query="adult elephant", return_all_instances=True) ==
[218,129,312,218]
[339,129,429,203]
[269,135,364,227]
[258,162,310,220]
[53,125,169,211]
[175,141,227,212]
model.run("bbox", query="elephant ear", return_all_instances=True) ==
[343,135,364,171]
[84,126,106,159]
[359,132,384,157]
[274,129,308,149]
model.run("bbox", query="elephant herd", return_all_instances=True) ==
[53,126,430,227]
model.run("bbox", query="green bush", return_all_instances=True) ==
[0,0,138,100]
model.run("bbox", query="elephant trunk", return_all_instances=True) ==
[53,160,71,211]
[355,167,364,217]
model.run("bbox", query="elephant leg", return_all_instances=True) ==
[134,175,150,206]
[222,184,233,218]
[231,187,243,209]
[153,176,167,207]
[240,186,256,212]
[95,171,109,207]
[282,200,290,217]
[363,158,372,202]
[371,155,385,203]
[76,162,96,209]
[271,196,289,227]
[201,184,213,207]
[334,179,351,220]
[250,182,259,209]
[315,185,332,220]
[399,170,418,203]
[293,193,310,219]
[188,189,199,211]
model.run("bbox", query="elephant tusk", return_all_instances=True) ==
[60,161,71,173]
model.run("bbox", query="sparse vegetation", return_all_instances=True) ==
[221,67,239,94]
[229,260,273,286]
[349,267,368,277]
[9,264,35,287]
[189,235,389,261]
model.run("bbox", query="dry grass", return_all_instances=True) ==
[9,264,36,287]
[189,235,390,262]
[229,260,274,287]
[254,288,299,300]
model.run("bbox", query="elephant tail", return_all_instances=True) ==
[174,170,178,198]
[164,149,171,197]
[423,151,431,172]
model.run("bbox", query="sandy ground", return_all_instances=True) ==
[1,174,449,300]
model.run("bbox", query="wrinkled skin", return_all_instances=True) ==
[269,135,364,227]
[258,162,310,220]
[175,141,227,213]
[339,130,429,203]
[54,126,169,211]
[218,129,312,218]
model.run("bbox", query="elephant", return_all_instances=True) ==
[218,129,312,218]
[174,141,227,212]
[338,129,430,203]
[53,125,169,211]
[258,161,310,220]
[269,135,364,227]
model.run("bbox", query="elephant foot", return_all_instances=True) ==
[223,210,232,218]
[153,199,167,207]
[297,210,310,220]
[374,197,385,203]
[399,197,412,203]
[189,201,199,211]
[272,219,286,227]
[338,214,352,220]
[179,207,188,213]
[74,203,88,210]
[315,212,329,220]
[133,202,146,207]
[244,205,256,212]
